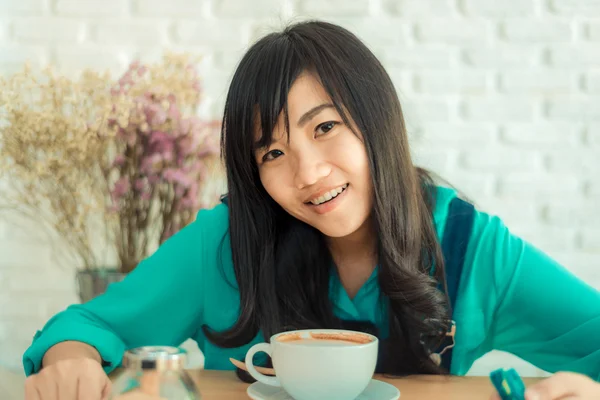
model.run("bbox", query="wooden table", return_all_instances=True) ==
[113,369,543,400]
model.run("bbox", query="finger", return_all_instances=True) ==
[34,373,58,400]
[57,373,78,400]
[24,378,41,400]
[100,378,112,400]
[525,372,586,400]
[488,392,502,400]
[77,376,104,400]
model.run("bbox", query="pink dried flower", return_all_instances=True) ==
[112,177,130,198]
[147,174,160,185]
[113,155,126,166]
[134,178,146,191]
[103,53,221,273]
[145,103,167,126]
[162,168,193,188]
[140,191,152,201]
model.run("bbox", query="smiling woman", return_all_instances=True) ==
[21,20,600,400]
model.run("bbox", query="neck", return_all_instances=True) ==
[326,218,377,299]
[326,222,376,264]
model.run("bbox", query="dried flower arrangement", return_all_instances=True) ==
[0,53,221,274]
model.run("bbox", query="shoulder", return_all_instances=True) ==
[431,185,505,243]
[193,201,230,239]
[430,185,459,240]
[190,201,233,271]
[195,201,229,227]
[430,185,518,273]
[430,185,523,316]
[145,201,231,274]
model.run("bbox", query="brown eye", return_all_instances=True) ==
[262,149,284,162]
[315,121,337,137]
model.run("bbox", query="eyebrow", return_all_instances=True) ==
[297,103,335,128]
[253,103,336,152]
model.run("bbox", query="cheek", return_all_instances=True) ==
[259,170,276,197]
[259,168,290,206]
[333,137,370,180]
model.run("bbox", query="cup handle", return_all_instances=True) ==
[245,343,280,387]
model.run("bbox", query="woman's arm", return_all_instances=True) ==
[468,211,600,381]
[41,341,102,368]
[22,207,220,376]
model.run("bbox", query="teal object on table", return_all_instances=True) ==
[490,368,526,400]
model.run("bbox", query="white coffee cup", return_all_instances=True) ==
[245,329,378,400]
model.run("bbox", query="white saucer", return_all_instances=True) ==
[247,378,400,400]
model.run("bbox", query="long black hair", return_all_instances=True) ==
[203,20,452,376]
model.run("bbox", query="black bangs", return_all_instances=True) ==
[253,34,303,152]
[222,31,303,177]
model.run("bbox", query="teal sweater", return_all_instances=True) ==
[22,187,600,380]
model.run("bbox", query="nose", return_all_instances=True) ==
[293,151,332,190]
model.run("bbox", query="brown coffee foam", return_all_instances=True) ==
[276,331,373,344]
[310,332,372,344]
[276,332,303,342]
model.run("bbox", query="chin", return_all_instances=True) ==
[312,220,363,238]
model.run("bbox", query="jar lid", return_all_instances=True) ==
[123,346,187,370]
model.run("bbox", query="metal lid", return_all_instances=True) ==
[123,346,187,370]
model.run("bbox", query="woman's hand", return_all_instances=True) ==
[24,357,111,400]
[490,371,600,400]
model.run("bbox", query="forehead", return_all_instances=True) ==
[253,72,332,144]
[285,73,331,116]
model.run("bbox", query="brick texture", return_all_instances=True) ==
[13,18,86,43]
[55,0,128,17]
[384,0,456,16]
[500,21,573,43]
[462,45,541,68]
[93,21,169,46]
[548,45,600,67]
[296,0,369,17]
[589,22,600,40]
[585,71,600,93]
[460,0,535,17]
[548,0,600,16]
[415,20,490,44]
[501,123,583,147]
[215,0,287,17]
[0,0,48,15]
[461,98,534,122]
[499,71,574,94]
[132,0,206,17]
[414,71,489,94]
[546,97,600,121]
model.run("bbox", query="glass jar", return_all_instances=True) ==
[111,346,201,400]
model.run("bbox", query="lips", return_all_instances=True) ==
[306,183,349,205]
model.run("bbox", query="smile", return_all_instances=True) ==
[307,183,349,205]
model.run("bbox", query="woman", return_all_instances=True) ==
[23,21,600,400]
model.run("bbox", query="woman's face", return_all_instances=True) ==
[255,73,373,238]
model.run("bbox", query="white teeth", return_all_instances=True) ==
[310,184,348,205]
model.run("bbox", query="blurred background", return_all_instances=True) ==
[0,0,599,397]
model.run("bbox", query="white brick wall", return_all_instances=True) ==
[56,0,128,17]
[460,0,535,17]
[383,0,457,17]
[13,17,87,43]
[0,0,598,384]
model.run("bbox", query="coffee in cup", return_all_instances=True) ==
[245,329,378,400]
